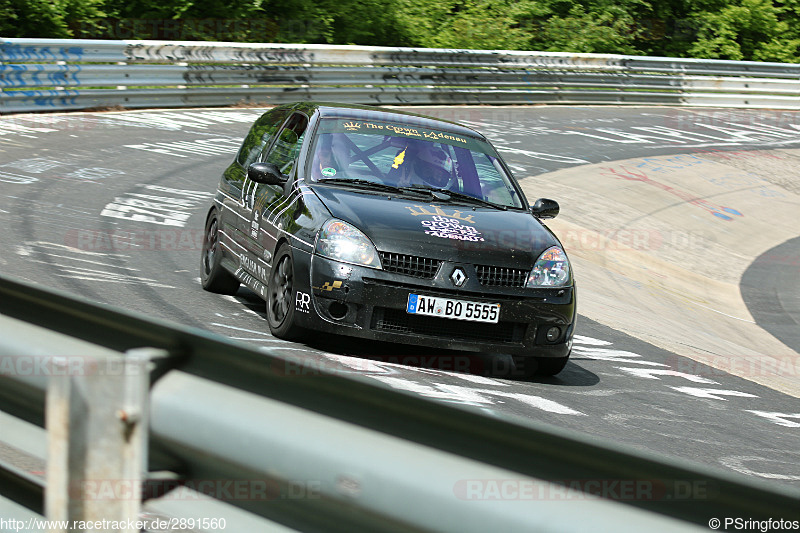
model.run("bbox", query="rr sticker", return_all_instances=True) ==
[295,291,311,313]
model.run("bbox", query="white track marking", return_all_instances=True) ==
[720,456,800,480]
[573,346,667,367]
[573,335,612,346]
[670,387,759,401]
[218,295,267,320]
[618,368,718,384]
[745,411,800,428]
[210,323,272,337]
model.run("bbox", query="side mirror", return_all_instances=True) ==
[530,198,559,219]
[248,162,285,185]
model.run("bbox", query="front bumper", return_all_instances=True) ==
[297,252,576,358]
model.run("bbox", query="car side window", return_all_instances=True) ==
[263,113,308,177]
[235,108,289,168]
[477,154,517,205]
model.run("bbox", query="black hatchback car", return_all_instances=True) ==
[201,102,576,375]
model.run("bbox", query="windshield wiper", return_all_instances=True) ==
[317,178,406,194]
[403,186,508,210]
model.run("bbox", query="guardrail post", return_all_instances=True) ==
[45,348,161,533]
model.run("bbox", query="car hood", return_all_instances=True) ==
[309,184,561,268]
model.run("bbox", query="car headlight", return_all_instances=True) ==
[315,219,382,269]
[526,246,571,287]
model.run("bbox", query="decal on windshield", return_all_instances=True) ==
[321,167,336,177]
[328,120,473,147]
[392,147,407,169]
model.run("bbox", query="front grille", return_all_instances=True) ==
[475,265,528,287]
[380,252,441,279]
[362,277,527,301]
[371,307,525,344]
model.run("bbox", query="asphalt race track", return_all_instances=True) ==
[1,105,799,488]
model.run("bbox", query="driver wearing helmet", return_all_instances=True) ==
[311,133,349,181]
[391,140,454,189]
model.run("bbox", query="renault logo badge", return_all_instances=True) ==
[450,267,467,287]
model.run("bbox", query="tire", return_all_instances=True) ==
[200,210,240,295]
[266,243,305,340]
[534,356,569,377]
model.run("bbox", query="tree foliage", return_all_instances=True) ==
[3,0,800,62]
[1,0,70,38]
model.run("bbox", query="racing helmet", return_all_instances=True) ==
[413,144,453,188]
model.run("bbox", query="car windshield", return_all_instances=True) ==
[307,118,524,208]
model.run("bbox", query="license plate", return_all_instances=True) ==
[406,294,500,323]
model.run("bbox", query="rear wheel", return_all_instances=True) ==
[266,243,305,340]
[200,210,240,295]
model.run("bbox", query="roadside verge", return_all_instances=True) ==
[520,148,800,396]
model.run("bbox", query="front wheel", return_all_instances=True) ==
[266,243,305,340]
[200,210,240,295]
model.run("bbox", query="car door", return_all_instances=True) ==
[220,106,288,256]
[245,112,309,265]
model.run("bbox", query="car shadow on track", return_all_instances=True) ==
[298,333,601,387]
[230,287,600,387]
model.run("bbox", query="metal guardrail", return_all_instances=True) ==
[2,274,800,532]
[2,38,800,113]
